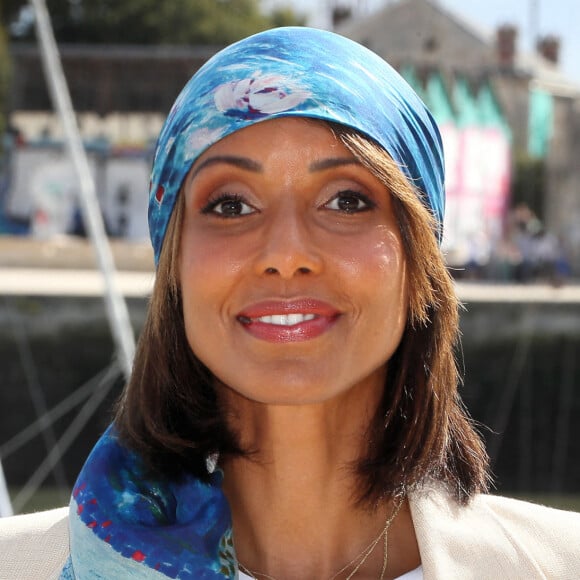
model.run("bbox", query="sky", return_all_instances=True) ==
[264,0,580,85]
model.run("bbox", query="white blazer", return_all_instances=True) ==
[1,488,579,579]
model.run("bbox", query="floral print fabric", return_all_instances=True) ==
[61,427,235,579]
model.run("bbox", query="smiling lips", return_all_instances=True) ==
[237,299,340,343]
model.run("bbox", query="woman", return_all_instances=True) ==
[1,27,579,580]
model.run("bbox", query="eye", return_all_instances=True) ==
[201,193,256,218]
[324,190,375,213]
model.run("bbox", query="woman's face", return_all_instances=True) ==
[179,118,408,405]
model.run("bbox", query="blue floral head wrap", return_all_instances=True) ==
[149,26,445,265]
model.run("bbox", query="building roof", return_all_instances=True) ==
[517,52,580,97]
[8,43,220,113]
[337,0,491,65]
[338,0,580,97]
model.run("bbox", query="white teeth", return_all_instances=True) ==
[256,313,316,326]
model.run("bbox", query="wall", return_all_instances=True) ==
[493,74,531,153]
[544,97,580,274]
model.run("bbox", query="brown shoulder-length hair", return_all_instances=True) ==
[115,123,490,504]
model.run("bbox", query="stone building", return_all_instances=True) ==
[337,0,580,273]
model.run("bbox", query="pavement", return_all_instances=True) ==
[0,235,154,271]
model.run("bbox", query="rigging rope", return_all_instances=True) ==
[3,296,69,499]
[11,362,121,514]
[0,365,112,460]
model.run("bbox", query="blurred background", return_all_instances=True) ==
[0,0,578,515]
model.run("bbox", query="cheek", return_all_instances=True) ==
[343,229,408,334]
[179,232,222,338]
[180,229,245,292]
[179,229,250,350]
[339,229,406,288]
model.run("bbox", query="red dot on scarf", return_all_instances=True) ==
[101,520,112,528]
[132,550,146,562]
[155,185,165,203]
[73,482,86,498]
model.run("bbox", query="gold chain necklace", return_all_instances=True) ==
[237,497,404,580]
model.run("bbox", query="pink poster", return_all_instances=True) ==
[439,125,511,263]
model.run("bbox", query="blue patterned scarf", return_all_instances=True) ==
[149,26,445,265]
[63,26,445,578]
[61,428,235,579]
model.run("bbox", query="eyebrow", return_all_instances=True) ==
[189,155,361,181]
[308,158,362,171]
[189,155,262,180]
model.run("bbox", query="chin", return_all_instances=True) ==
[216,368,341,406]
[219,365,384,408]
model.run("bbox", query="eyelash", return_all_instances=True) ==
[325,190,376,213]
[199,189,376,218]
[200,192,255,218]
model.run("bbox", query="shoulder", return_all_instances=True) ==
[472,493,580,536]
[410,486,580,579]
[0,507,70,580]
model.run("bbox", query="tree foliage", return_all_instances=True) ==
[2,0,305,45]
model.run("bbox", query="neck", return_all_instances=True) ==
[219,381,420,579]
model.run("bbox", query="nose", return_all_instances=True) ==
[254,206,322,279]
